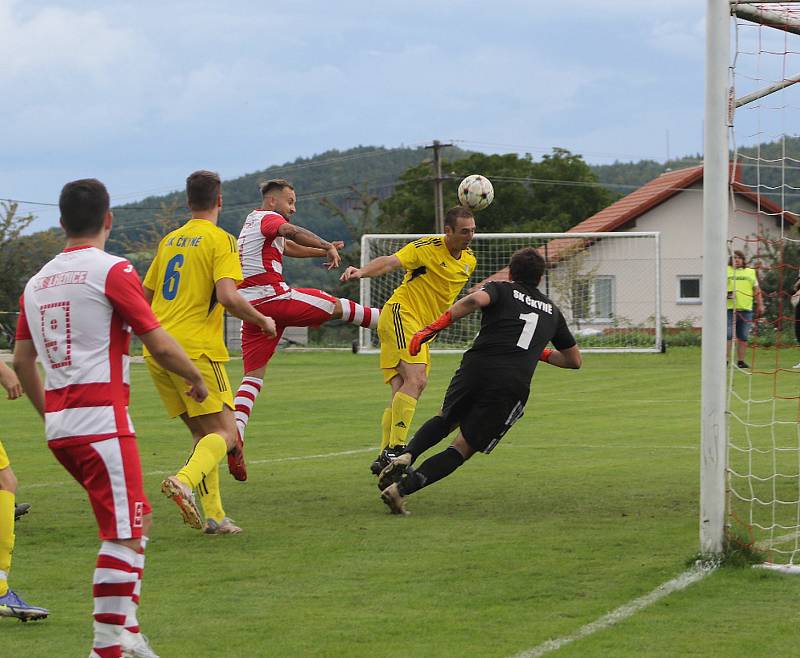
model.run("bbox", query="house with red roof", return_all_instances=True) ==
[484,164,794,331]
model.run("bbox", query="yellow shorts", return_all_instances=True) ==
[145,355,234,418]
[377,302,431,385]
[0,440,9,470]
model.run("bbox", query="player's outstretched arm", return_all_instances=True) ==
[278,224,340,269]
[448,289,492,322]
[284,239,345,263]
[340,255,402,282]
[0,361,23,400]
[12,340,44,417]
[409,290,492,356]
[138,328,209,402]
[539,345,582,369]
[215,278,277,337]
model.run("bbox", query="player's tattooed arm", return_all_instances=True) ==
[284,239,345,265]
[278,224,340,269]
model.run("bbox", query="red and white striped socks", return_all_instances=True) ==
[234,376,264,443]
[123,537,147,636]
[90,541,139,658]
[339,298,380,328]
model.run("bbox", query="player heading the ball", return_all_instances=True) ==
[340,206,478,476]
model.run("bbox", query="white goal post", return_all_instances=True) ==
[704,0,800,565]
[357,232,662,354]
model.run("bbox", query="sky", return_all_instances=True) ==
[0,0,728,232]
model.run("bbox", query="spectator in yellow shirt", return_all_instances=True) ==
[727,250,764,369]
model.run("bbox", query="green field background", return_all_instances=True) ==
[2,348,798,657]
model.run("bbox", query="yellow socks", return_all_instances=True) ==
[176,433,227,489]
[389,392,417,447]
[379,408,392,451]
[0,489,15,596]
[197,464,225,523]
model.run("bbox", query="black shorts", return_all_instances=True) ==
[440,366,528,454]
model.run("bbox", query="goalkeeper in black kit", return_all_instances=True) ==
[378,247,582,515]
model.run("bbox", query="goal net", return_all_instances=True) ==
[357,232,662,353]
[708,1,800,567]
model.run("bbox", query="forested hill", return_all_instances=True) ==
[106,145,437,256]
[5,140,797,315]
[102,138,800,290]
[107,137,800,257]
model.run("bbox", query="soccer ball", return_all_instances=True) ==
[457,174,494,211]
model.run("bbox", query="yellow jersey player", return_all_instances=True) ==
[340,206,477,476]
[143,170,276,534]
[0,361,48,621]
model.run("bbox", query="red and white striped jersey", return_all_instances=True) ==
[237,209,292,304]
[16,246,160,448]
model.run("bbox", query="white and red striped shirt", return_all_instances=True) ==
[16,246,160,447]
[237,209,292,304]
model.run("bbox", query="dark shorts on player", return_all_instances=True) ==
[440,366,528,454]
[242,288,337,372]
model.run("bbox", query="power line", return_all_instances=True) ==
[7,153,800,231]
[2,146,432,214]
[1,197,59,207]
[88,176,434,234]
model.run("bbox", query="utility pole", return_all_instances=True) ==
[425,140,453,233]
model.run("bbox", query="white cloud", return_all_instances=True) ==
[0,2,145,80]
[0,0,721,232]
[650,18,705,58]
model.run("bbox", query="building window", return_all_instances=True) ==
[677,276,701,304]
[572,276,615,322]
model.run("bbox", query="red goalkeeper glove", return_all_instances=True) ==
[539,348,554,363]
[409,311,453,356]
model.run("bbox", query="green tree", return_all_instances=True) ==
[755,225,800,336]
[0,202,62,316]
[319,183,381,300]
[378,149,619,234]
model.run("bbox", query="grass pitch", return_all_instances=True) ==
[2,348,798,657]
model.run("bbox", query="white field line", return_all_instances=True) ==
[20,443,695,491]
[509,566,714,658]
[22,447,375,490]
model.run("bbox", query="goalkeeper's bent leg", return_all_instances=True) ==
[398,446,465,496]
[405,416,451,462]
